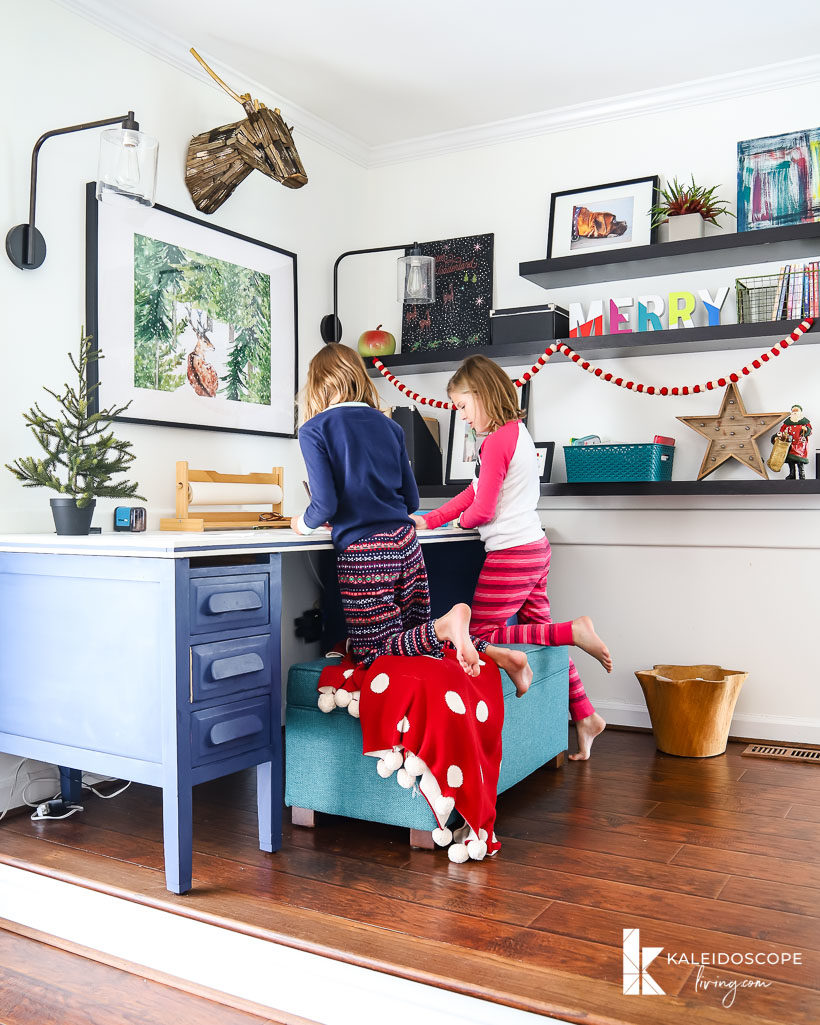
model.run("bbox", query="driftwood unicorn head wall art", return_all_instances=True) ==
[185,48,308,214]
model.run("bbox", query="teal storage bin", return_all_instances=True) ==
[564,442,674,483]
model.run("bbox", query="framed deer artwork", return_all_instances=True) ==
[85,183,298,438]
[400,233,494,354]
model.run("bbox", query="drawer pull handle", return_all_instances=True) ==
[209,715,263,746]
[211,653,265,680]
[206,590,263,615]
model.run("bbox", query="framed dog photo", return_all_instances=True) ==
[546,176,659,258]
[445,382,530,485]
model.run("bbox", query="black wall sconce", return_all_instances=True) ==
[320,242,435,343]
[6,111,158,270]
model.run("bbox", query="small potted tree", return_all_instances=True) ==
[650,175,735,241]
[6,331,144,535]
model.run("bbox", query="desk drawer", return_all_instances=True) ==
[190,696,271,767]
[189,574,269,635]
[190,634,271,703]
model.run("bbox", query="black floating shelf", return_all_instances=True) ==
[367,319,814,376]
[520,221,820,288]
[418,480,820,499]
[540,479,820,497]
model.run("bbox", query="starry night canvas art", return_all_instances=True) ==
[400,233,493,353]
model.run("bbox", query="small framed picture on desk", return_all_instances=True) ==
[446,381,531,485]
[534,442,555,482]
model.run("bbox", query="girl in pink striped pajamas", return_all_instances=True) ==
[412,355,612,761]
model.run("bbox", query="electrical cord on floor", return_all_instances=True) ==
[26,774,130,821]
[83,778,131,800]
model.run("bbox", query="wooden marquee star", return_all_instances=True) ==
[677,382,787,480]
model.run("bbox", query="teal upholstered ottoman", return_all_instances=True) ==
[285,643,569,846]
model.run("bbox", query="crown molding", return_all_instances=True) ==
[52,0,372,167]
[51,1,820,170]
[368,54,820,166]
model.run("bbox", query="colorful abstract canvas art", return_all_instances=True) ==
[737,127,820,231]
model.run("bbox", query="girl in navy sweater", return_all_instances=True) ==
[291,344,530,691]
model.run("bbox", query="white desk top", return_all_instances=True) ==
[0,526,477,559]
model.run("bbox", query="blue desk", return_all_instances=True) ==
[0,528,477,893]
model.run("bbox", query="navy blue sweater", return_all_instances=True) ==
[298,403,419,551]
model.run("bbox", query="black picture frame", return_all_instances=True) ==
[546,175,660,258]
[534,442,555,482]
[85,182,299,438]
[445,381,530,486]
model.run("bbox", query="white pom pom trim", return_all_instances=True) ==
[403,753,425,778]
[396,767,414,789]
[383,750,403,772]
[467,839,488,861]
[432,827,453,847]
[317,693,336,713]
[447,843,469,863]
[347,697,360,718]
[334,688,352,708]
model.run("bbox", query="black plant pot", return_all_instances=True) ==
[50,497,96,536]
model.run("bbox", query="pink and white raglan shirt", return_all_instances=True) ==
[423,420,543,550]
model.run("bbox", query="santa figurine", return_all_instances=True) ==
[772,405,812,480]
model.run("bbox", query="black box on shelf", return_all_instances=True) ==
[490,303,569,346]
[392,406,442,486]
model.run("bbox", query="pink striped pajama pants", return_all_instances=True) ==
[469,537,595,722]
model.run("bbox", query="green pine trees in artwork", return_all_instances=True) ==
[6,332,144,507]
[133,234,272,405]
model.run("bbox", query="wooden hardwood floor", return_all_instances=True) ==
[0,729,818,1025]
[0,925,294,1025]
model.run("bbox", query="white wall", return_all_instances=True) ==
[1,3,818,782]
[361,84,820,743]
[0,3,364,796]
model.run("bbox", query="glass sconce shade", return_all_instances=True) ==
[97,127,158,206]
[398,251,435,304]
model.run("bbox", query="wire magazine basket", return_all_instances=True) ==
[736,274,784,323]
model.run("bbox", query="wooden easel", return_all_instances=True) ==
[160,461,288,531]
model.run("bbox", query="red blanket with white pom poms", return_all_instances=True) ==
[318,649,504,857]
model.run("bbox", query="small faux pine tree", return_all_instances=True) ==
[6,330,144,508]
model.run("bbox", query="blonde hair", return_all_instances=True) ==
[447,355,525,430]
[301,343,380,423]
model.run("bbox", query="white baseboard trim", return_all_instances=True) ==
[595,701,820,747]
[0,864,561,1025]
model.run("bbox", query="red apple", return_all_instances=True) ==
[357,324,396,357]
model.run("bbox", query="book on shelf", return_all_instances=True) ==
[771,265,788,320]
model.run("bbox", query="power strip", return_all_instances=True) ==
[30,799,83,821]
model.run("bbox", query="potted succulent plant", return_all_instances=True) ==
[650,175,735,242]
[6,330,144,535]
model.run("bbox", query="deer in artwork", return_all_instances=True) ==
[418,310,432,330]
[405,306,418,323]
[184,307,219,397]
[442,281,454,306]
[185,49,308,214]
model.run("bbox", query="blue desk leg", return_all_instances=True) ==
[58,767,83,805]
[162,783,193,895]
[257,759,282,853]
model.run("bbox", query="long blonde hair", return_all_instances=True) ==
[447,355,525,431]
[301,343,380,423]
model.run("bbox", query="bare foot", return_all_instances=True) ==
[435,603,480,676]
[485,644,533,696]
[569,711,606,761]
[571,616,613,673]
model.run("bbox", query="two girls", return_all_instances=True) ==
[291,344,531,692]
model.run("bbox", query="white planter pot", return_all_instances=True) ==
[666,213,706,242]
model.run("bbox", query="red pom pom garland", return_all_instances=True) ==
[372,319,814,409]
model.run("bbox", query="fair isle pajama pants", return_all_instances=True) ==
[468,536,596,722]
[337,524,489,668]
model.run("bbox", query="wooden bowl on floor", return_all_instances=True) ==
[635,664,747,758]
